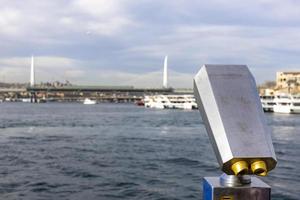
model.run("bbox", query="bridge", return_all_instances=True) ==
[23,85,175,103]
[26,86,173,93]
[2,55,190,102]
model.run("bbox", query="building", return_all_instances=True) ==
[276,71,300,90]
[259,88,275,96]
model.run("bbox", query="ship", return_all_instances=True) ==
[144,94,197,110]
[260,95,276,112]
[273,94,300,114]
[83,98,97,105]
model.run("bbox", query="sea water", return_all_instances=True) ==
[0,103,298,200]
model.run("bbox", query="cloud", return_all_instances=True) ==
[0,8,21,35]
[90,70,193,88]
[72,0,125,17]
[69,0,137,36]
[0,0,300,87]
[0,56,85,83]
[124,24,300,83]
[0,55,194,88]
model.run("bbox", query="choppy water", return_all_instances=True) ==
[0,103,299,200]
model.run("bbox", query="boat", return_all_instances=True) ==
[135,100,145,106]
[21,98,32,103]
[167,95,198,109]
[144,94,197,110]
[83,98,97,105]
[20,97,46,103]
[260,95,275,112]
[273,94,300,114]
[144,95,169,109]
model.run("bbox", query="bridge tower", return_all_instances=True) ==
[29,55,37,103]
[163,55,168,88]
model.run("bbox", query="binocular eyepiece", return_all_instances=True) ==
[231,160,267,176]
[194,65,277,176]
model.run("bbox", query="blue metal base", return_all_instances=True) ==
[203,176,270,200]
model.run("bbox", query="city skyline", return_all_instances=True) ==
[0,0,300,88]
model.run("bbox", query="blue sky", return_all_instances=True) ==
[0,0,299,88]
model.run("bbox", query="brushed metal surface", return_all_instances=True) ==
[193,65,276,175]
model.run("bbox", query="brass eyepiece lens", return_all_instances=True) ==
[251,161,267,176]
[231,161,248,176]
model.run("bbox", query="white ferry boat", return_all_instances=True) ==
[144,95,197,110]
[144,95,168,109]
[83,98,97,105]
[273,94,300,114]
[260,95,275,112]
[21,98,32,103]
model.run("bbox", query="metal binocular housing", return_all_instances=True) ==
[193,65,277,176]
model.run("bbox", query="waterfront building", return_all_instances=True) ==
[276,71,300,94]
[276,71,300,89]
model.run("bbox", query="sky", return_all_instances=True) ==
[0,0,300,88]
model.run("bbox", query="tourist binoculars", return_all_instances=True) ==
[194,65,277,200]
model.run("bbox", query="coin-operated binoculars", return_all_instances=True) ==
[193,65,277,200]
